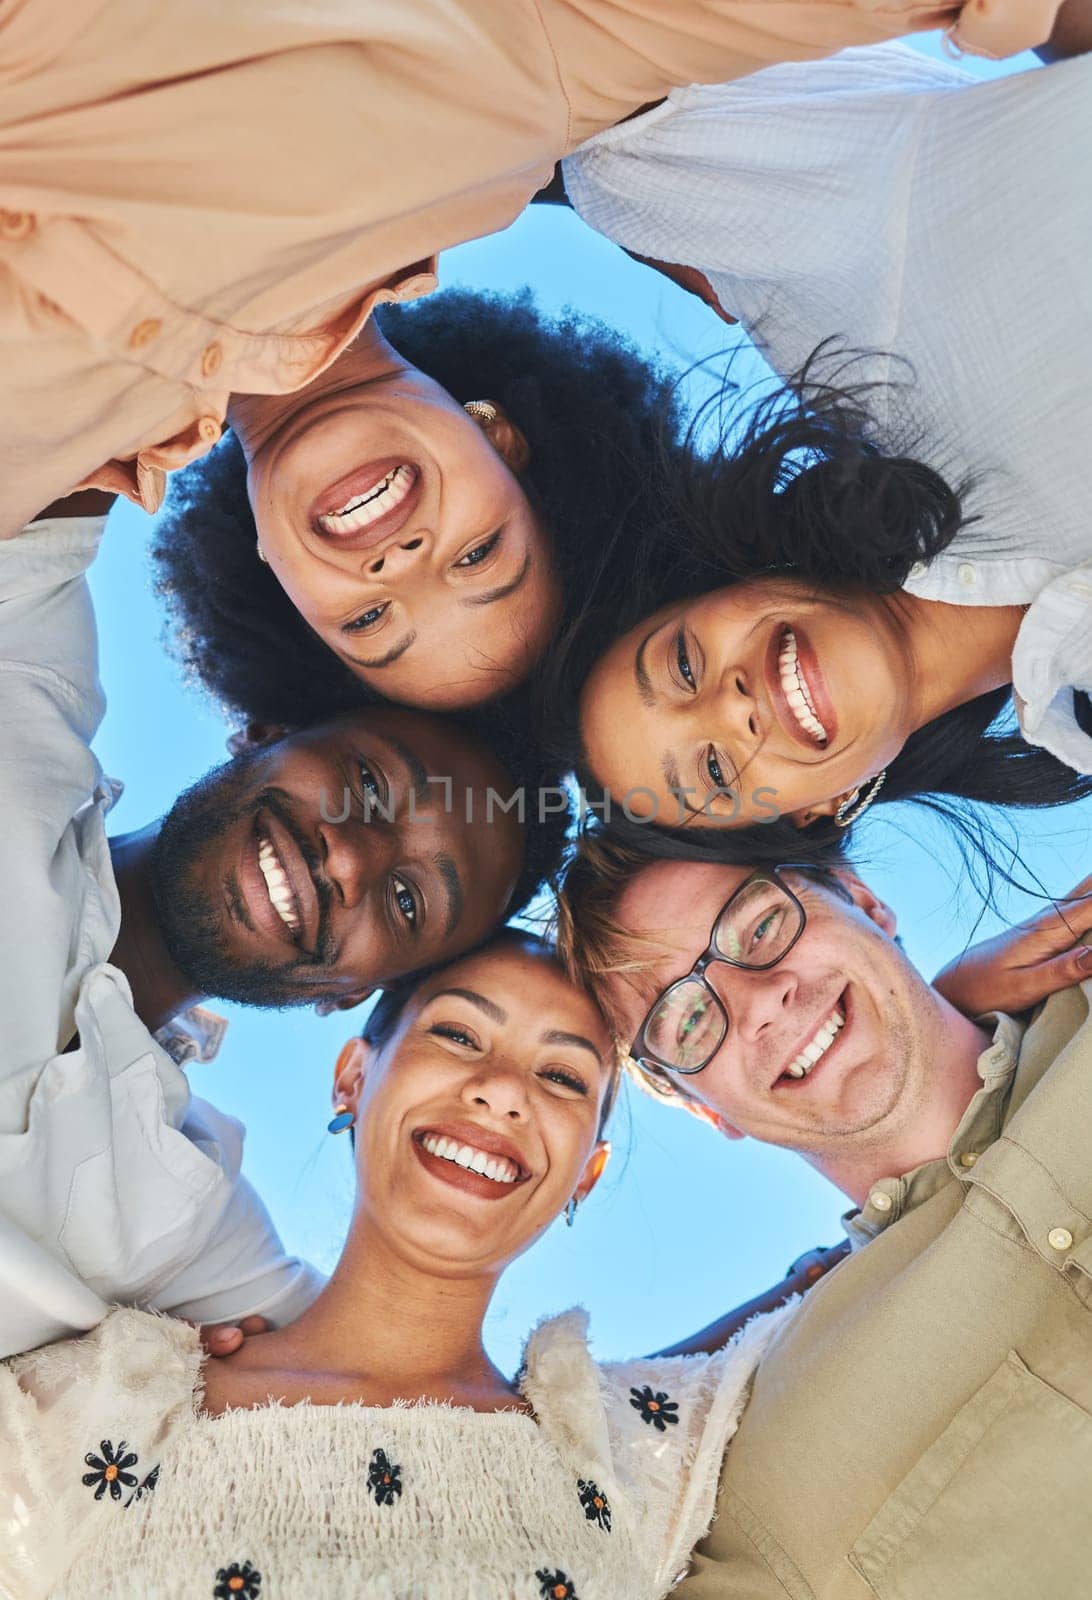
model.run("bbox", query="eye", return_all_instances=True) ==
[390,874,418,929]
[675,628,696,691]
[454,532,501,569]
[343,601,389,634]
[359,761,380,799]
[749,908,786,952]
[706,746,724,788]
[541,1066,588,1096]
[429,1022,479,1049]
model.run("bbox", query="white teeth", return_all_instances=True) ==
[257,835,301,933]
[318,464,416,534]
[420,1133,519,1185]
[783,1006,845,1082]
[778,628,829,746]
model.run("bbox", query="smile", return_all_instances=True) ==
[418,1132,521,1185]
[778,627,829,746]
[317,463,417,535]
[256,829,302,936]
[778,1000,845,1084]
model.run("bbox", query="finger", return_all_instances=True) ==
[201,1324,244,1356]
[237,1315,270,1336]
[1023,945,1092,1006]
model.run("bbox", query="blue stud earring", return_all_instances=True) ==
[327,1104,354,1135]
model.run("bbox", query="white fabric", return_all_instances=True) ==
[564,45,1092,773]
[0,1302,794,1599]
[0,517,321,1359]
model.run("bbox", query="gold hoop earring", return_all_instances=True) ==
[834,770,887,828]
[463,400,498,426]
[256,541,269,564]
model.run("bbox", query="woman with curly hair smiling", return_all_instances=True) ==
[152,288,682,720]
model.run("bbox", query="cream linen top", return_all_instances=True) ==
[0,1302,794,1599]
[0,0,1058,539]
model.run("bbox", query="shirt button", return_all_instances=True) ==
[870,1190,893,1213]
[0,209,35,240]
[128,318,163,350]
[958,562,977,587]
[200,341,223,377]
[1048,1227,1074,1253]
[198,416,223,445]
[959,1151,979,1168]
[909,561,926,579]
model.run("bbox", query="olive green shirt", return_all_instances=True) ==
[677,983,1092,1600]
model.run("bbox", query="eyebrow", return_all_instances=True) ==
[384,732,431,809]
[540,1027,603,1065]
[459,549,533,608]
[430,986,506,1023]
[344,630,417,670]
[634,623,659,709]
[434,851,464,938]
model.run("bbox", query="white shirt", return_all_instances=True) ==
[0,516,320,1359]
[0,1302,794,1599]
[564,46,1092,773]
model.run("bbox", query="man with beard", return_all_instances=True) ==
[0,506,562,1357]
[559,837,1092,1600]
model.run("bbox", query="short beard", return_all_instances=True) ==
[149,752,312,1010]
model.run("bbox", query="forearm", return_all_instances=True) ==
[650,1241,849,1358]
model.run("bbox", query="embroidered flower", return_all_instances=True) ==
[536,1570,578,1600]
[367,1448,403,1506]
[629,1385,679,1431]
[577,1478,611,1531]
[131,1464,160,1503]
[81,1440,140,1501]
[213,1560,262,1599]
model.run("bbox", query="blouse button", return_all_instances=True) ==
[198,416,223,445]
[908,561,926,579]
[870,1190,893,1213]
[128,318,163,350]
[959,1151,979,1168]
[200,341,223,377]
[958,562,977,587]
[1047,1227,1074,1253]
[0,209,35,240]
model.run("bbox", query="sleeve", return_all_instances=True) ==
[150,1146,325,1328]
[0,1310,200,1600]
[599,1302,798,1595]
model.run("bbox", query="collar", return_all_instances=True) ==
[842,1012,1026,1249]
[1011,564,1092,773]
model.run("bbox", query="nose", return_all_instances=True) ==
[364,529,433,578]
[712,963,797,1043]
[318,814,396,907]
[459,1060,531,1124]
[714,664,761,746]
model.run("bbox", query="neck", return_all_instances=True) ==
[228,321,406,459]
[253,1218,508,1402]
[109,825,203,1033]
[882,592,1025,730]
[809,1000,993,1206]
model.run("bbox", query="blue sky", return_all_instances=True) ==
[87,34,1088,1370]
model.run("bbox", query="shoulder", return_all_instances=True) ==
[10,1308,202,1410]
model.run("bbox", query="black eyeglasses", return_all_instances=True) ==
[631,866,811,1077]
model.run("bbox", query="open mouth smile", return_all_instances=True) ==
[775,995,846,1086]
[257,829,301,935]
[314,460,420,540]
[411,1122,531,1198]
[777,626,830,746]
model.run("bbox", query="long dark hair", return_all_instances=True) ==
[540,350,1092,875]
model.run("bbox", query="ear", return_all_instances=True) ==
[682,1099,745,1141]
[314,988,376,1018]
[469,400,531,475]
[572,1139,611,1206]
[788,788,860,830]
[831,869,898,939]
[226,721,291,757]
[332,1035,374,1115]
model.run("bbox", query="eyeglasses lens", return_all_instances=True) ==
[713,875,800,968]
[643,979,726,1073]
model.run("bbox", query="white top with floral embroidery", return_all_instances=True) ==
[0,1303,794,1600]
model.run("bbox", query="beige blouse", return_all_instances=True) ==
[0,0,1058,538]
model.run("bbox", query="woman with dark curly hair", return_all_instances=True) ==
[153,289,681,721]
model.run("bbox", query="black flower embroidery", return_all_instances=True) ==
[213,1560,262,1599]
[536,1571,578,1600]
[130,1464,160,1504]
[367,1448,403,1506]
[577,1478,611,1532]
[629,1385,679,1432]
[81,1439,139,1501]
